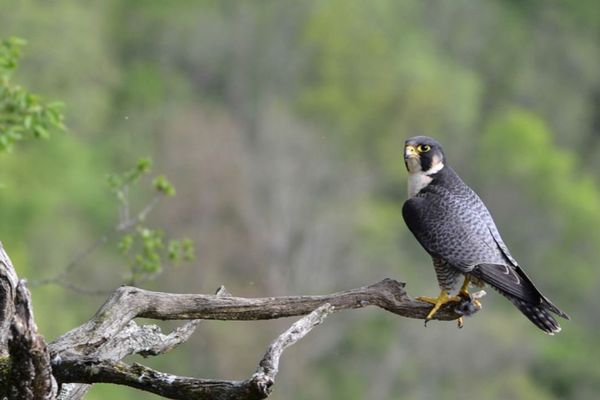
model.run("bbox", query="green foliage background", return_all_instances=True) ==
[1,0,599,399]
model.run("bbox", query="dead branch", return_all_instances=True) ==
[53,304,334,400]
[0,240,482,400]
[47,278,479,399]
[51,278,469,358]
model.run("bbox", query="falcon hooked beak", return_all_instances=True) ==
[404,145,421,172]
[405,144,419,158]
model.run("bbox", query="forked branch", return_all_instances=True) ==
[47,279,479,399]
[1,240,482,400]
[53,304,334,400]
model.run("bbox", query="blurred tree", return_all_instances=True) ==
[1,0,599,398]
[0,37,64,152]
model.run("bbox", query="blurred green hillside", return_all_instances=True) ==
[1,0,599,399]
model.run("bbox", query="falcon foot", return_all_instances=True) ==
[416,290,461,325]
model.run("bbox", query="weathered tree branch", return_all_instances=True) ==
[135,320,202,357]
[53,304,334,400]
[53,320,202,400]
[51,278,471,357]
[0,240,483,399]
[251,303,335,394]
[47,278,480,399]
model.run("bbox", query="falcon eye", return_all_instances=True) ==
[417,144,431,153]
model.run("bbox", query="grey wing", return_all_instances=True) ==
[443,192,556,304]
[488,223,519,266]
[475,199,520,267]
[402,191,507,271]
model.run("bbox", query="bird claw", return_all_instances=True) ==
[420,290,486,328]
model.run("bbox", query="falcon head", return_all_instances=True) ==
[404,136,445,174]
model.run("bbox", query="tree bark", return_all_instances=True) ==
[0,242,18,357]
[0,242,56,399]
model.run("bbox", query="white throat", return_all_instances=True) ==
[407,160,444,198]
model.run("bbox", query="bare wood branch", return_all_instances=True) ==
[54,320,202,400]
[55,359,261,400]
[53,305,334,400]
[54,319,202,400]
[2,240,483,400]
[51,278,475,356]
[134,320,202,357]
[252,303,335,396]
[53,286,208,399]
[49,280,480,399]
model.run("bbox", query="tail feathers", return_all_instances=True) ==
[539,296,570,320]
[510,298,562,335]
[471,263,569,334]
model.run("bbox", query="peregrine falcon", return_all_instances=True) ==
[402,136,569,334]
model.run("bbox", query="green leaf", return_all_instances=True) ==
[181,239,195,261]
[136,157,152,173]
[0,36,65,155]
[153,175,175,196]
[118,234,134,254]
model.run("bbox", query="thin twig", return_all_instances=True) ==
[116,195,161,232]
[30,195,163,291]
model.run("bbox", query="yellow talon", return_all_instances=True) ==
[417,276,484,327]
[416,290,461,321]
[415,295,442,304]
[458,275,471,298]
